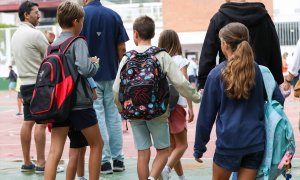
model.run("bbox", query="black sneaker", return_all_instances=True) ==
[20,163,35,172]
[101,162,113,174]
[113,160,125,172]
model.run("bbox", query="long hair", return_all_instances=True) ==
[219,22,256,99]
[158,29,182,56]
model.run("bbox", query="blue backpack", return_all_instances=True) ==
[256,65,296,180]
[232,66,296,180]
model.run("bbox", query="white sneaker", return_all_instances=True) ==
[56,166,64,173]
[158,169,170,180]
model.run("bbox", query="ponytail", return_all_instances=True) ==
[221,40,256,99]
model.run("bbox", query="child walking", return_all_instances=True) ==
[193,22,284,180]
[113,16,201,180]
[44,1,103,180]
[158,29,194,180]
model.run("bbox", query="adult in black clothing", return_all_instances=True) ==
[198,0,283,90]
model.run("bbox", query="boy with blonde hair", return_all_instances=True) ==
[44,1,103,180]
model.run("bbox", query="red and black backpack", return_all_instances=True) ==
[30,36,83,123]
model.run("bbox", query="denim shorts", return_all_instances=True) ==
[130,119,170,150]
[20,84,35,121]
[213,151,264,172]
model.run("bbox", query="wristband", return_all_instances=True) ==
[285,78,292,84]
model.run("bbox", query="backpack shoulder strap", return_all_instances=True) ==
[124,50,138,58]
[46,36,85,56]
[60,36,85,54]
[144,46,165,56]
[259,65,276,102]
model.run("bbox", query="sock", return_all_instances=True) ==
[78,176,87,180]
[147,177,155,180]
[164,165,171,173]
[178,175,186,180]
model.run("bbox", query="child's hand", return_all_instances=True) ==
[92,88,97,100]
[195,158,203,163]
[90,56,100,64]
[187,108,194,123]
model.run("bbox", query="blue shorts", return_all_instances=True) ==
[8,82,16,90]
[130,119,170,150]
[52,108,98,131]
[213,151,264,172]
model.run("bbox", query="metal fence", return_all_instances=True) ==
[275,21,300,46]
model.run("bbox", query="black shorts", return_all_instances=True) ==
[213,151,264,172]
[52,108,98,131]
[68,129,88,148]
[20,84,35,121]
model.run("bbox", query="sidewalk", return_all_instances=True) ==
[0,90,299,179]
[1,158,300,179]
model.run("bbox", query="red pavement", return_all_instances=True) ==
[0,90,299,161]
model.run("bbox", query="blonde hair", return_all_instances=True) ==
[219,22,256,99]
[57,1,84,28]
[158,29,182,57]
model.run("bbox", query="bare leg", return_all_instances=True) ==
[237,168,257,180]
[34,124,46,167]
[44,127,69,180]
[212,162,231,180]
[66,148,80,180]
[17,97,23,114]
[168,130,188,176]
[150,147,169,179]
[137,149,151,180]
[20,121,35,165]
[81,124,103,180]
[77,147,86,177]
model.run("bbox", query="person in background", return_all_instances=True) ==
[15,78,23,116]
[282,52,289,77]
[283,39,300,92]
[198,0,283,90]
[194,22,284,180]
[7,65,17,97]
[187,58,198,88]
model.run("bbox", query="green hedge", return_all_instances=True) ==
[0,24,16,28]
[0,78,8,90]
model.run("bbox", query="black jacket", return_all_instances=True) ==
[198,2,283,89]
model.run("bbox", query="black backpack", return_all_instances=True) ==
[119,46,169,120]
[30,36,83,123]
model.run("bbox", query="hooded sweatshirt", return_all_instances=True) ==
[198,2,283,89]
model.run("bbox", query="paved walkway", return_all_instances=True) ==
[0,90,299,179]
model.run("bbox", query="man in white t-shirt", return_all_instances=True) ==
[187,57,198,87]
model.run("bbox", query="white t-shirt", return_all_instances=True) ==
[187,59,198,77]
[172,55,190,107]
[288,39,300,77]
